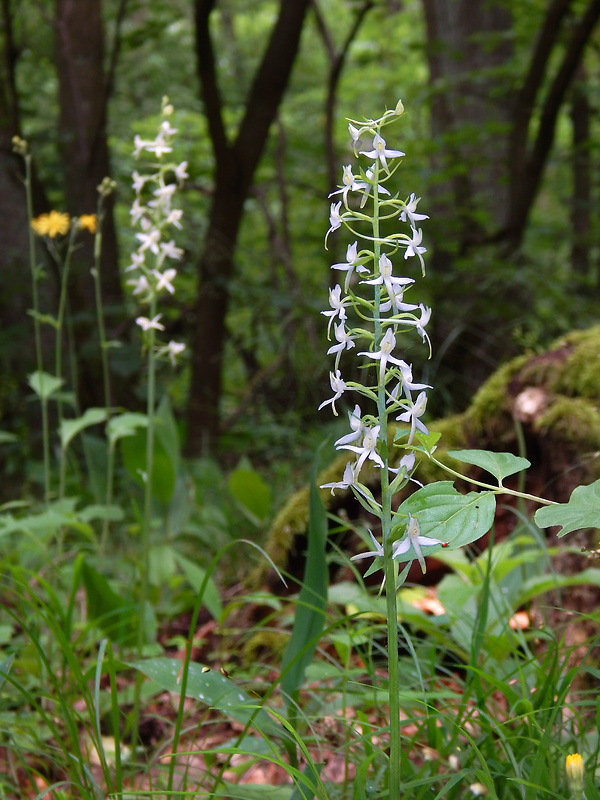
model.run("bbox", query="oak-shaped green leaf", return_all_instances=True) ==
[395,481,496,560]
[534,479,600,537]
[447,449,530,483]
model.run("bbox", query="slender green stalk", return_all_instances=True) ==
[131,293,158,753]
[429,456,558,505]
[91,190,116,551]
[22,150,51,504]
[372,157,401,800]
[92,196,112,414]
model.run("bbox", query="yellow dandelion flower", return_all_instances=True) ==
[566,753,585,797]
[31,210,70,238]
[31,214,49,236]
[78,214,97,234]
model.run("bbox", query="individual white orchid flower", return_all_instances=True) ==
[167,340,185,366]
[328,164,368,205]
[338,424,384,473]
[321,284,348,336]
[359,328,410,383]
[318,369,347,415]
[127,274,150,296]
[360,133,405,172]
[350,529,384,562]
[325,201,343,247]
[362,253,414,298]
[136,228,161,255]
[403,227,427,274]
[400,193,429,226]
[152,268,177,294]
[403,303,432,345]
[396,390,429,444]
[392,514,447,573]
[320,461,358,495]
[136,314,165,332]
[331,242,369,291]
[327,322,356,366]
[335,405,365,447]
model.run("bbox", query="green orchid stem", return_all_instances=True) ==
[372,147,402,800]
[24,153,51,505]
[428,456,558,506]
[131,294,158,755]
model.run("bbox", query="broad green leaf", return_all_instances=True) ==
[214,783,292,800]
[289,761,324,800]
[281,447,328,703]
[0,654,15,690]
[0,499,94,543]
[148,543,176,586]
[59,407,108,450]
[228,464,272,525]
[81,561,138,645]
[106,412,148,445]
[27,371,64,400]
[156,395,180,476]
[120,425,175,506]
[129,657,286,740]
[535,479,600,537]
[447,449,530,482]
[78,504,124,523]
[396,482,496,559]
[172,552,222,619]
[515,568,600,606]
[0,431,18,445]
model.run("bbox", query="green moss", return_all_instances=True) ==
[535,396,600,452]
[516,326,600,399]
[466,354,529,440]
[549,326,600,399]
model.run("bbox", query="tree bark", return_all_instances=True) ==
[186,0,311,454]
[505,0,600,250]
[570,67,591,278]
[55,0,124,407]
[422,0,600,411]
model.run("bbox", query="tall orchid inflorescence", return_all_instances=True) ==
[127,96,187,366]
[320,101,446,576]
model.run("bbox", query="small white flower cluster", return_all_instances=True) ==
[319,101,445,572]
[127,97,187,366]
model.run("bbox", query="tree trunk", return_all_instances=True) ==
[0,0,54,389]
[55,0,124,408]
[186,0,311,455]
[422,0,600,411]
[570,67,591,278]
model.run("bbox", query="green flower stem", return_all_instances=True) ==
[91,195,116,551]
[429,456,558,506]
[24,153,51,505]
[372,152,402,800]
[131,293,158,753]
[92,199,112,415]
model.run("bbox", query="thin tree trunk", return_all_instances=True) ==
[186,0,311,455]
[570,67,591,278]
[55,0,124,407]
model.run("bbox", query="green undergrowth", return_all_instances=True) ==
[2,516,600,799]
